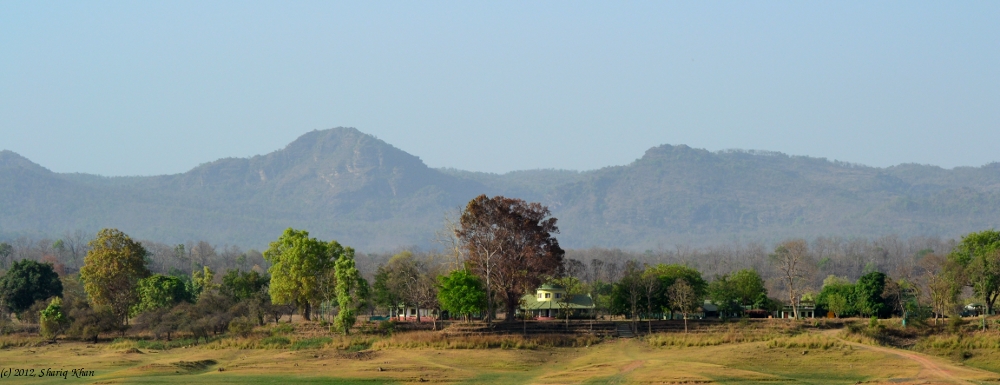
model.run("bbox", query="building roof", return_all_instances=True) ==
[520,293,594,310]
[537,283,564,291]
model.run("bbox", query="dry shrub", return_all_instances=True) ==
[0,336,36,349]
[197,334,377,350]
[647,321,795,348]
[372,332,599,350]
[767,334,844,350]
[915,332,1000,351]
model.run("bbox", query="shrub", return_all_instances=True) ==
[371,332,599,350]
[227,316,255,338]
[291,337,332,350]
[947,315,967,334]
[261,336,291,347]
[767,334,843,350]
[378,320,395,335]
[271,323,294,335]
[39,298,67,340]
[65,301,119,343]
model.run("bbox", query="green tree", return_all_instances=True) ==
[189,266,217,298]
[131,275,191,315]
[372,269,400,317]
[816,276,856,317]
[588,280,613,325]
[263,228,336,321]
[221,269,269,302]
[883,277,919,327]
[950,230,1000,318]
[220,269,272,326]
[611,261,645,332]
[39,297,67,340]
[707,275,741,320]
[949,230,1000,266]
[80,229,151,327]
[645,264,707,316]
[855,271,887,318]
[968,251,1000,321]
[334,252,362,335]
[729,269,767,308]
[437,269,486,322]
[0,259,63,314]
[826,294,848,318]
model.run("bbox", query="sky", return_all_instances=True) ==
[1,2,998,176]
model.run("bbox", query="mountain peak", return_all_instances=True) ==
[0,150,51,174]
[262,127,428,178]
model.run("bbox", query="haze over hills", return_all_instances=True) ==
[2,127,999,251]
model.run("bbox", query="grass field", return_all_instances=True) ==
[2,323,999,384]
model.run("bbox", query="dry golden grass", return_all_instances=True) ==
[4,318,1000,384]
[0,335,38,349]
[371,331,600,349]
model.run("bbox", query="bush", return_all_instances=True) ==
[39,298,67,340]
[948,315,967,334]
[371,332,599,350]
[378,320,395,335]
[767,334,844,350]
[227,316,255,338]
[261,336,291,347]
[271,323,294,335]
[291,337,332,350]
[65,301,119,343]
[18,299,49,325]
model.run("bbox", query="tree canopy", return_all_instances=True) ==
[855,270,887,318]
[80,228,151,326]
[131,274,191,316]
[437,269,486,321]
[263,228,340,320]
[334,251,365,335]
[457,195,564,323]
[0,259,63,314]
[221,269,269,302]
[950,230,1000,316]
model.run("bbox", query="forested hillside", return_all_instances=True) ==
[2,127,999,251]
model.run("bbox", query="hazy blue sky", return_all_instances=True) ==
[2,2,998,176]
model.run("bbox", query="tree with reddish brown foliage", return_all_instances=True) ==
[456,195,564,323]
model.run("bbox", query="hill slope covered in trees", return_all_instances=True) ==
[2,127,999,250]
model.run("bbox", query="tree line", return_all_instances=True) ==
[3,194,1000,342]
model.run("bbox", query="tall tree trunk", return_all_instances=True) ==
[789,291,798,320]
[505,293,518,322]
[303,302,311,321]
[683,312,688,333]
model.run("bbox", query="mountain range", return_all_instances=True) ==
[3,127,999,251]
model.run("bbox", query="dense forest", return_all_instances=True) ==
[3,127,1000,251]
